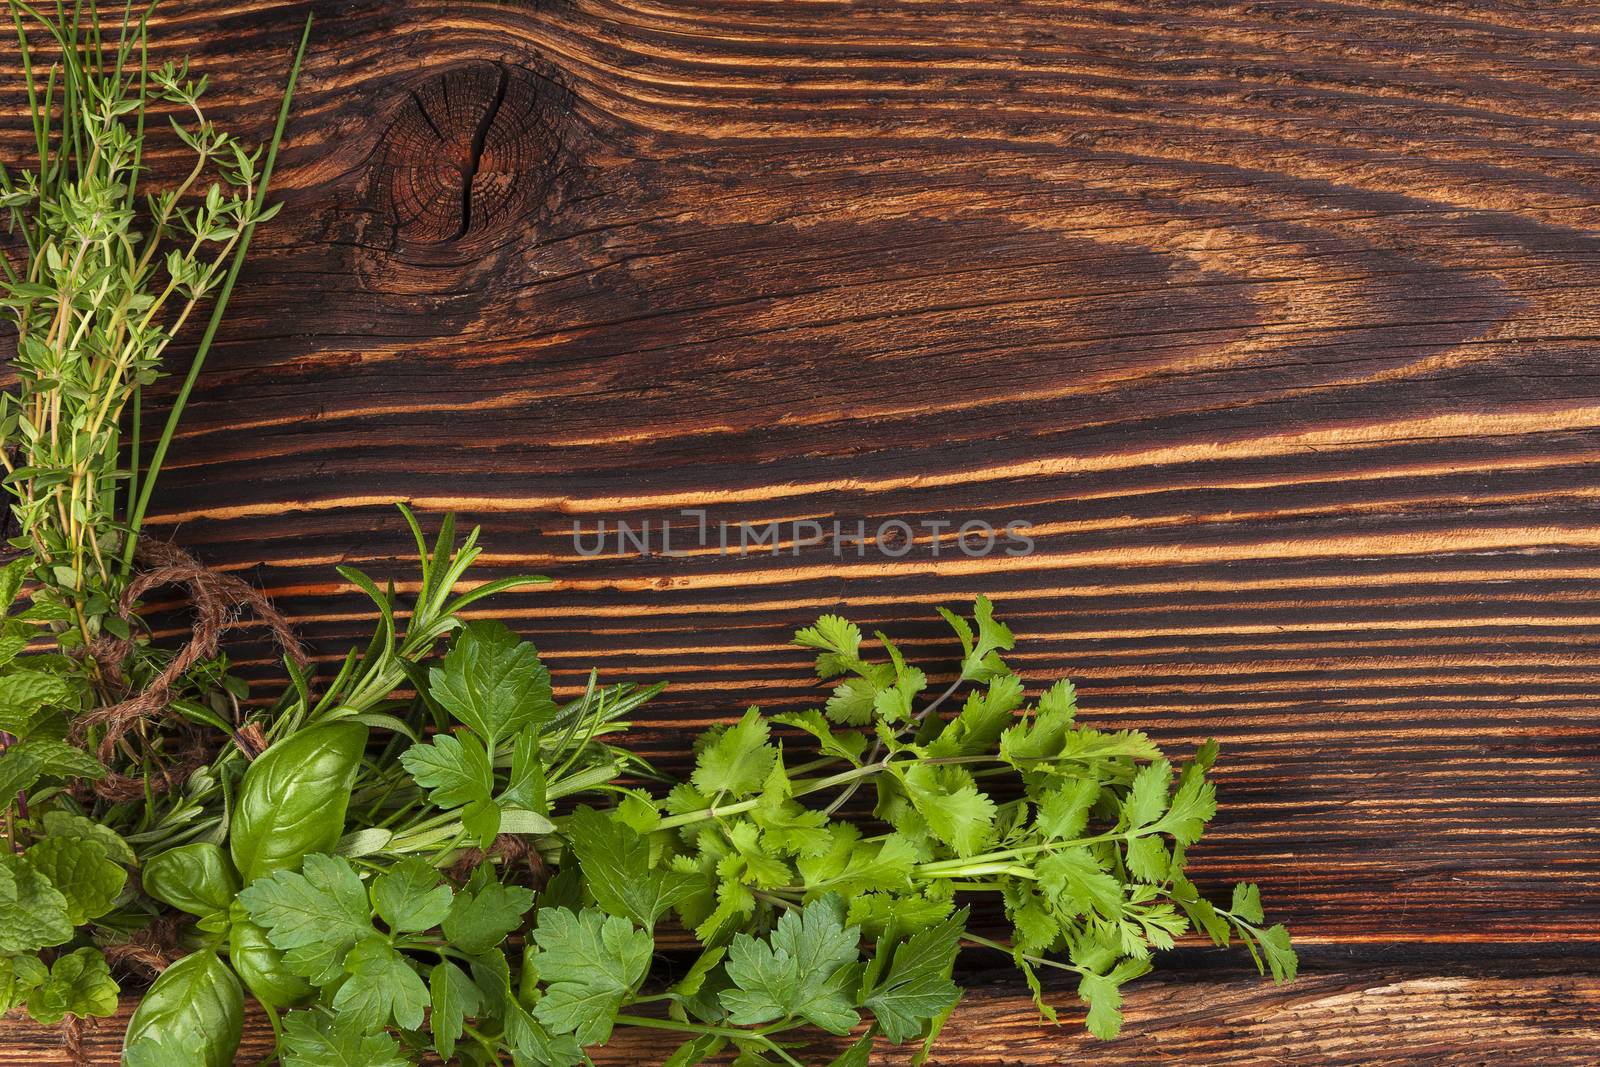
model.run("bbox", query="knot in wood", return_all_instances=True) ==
[377,61,570,253]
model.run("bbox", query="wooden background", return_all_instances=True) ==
[4,0,1600,1062]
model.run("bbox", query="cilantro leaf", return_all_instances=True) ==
[720,895,861,1035]
[1074,958,1152,1040]
[772,709,867,766]
[1036,777,1098,841]
[690,707,776,798]
[938,595,1013,682]
[1125,759,1172,828]
[1230,882,1265,924]
[796,825,916,897]
[530,907,653,1046]
[428,620,555,747]
[794,615,865,678]
[565,806,700,931]
[1037,847,1124,921]
[901,764,996,857]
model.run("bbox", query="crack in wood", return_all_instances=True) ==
[455,64,510,243]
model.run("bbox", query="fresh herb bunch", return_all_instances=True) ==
[0,0,309,1037]
[0,0,300,650]
[114,593,1292,1066]
[608,596,1297,1041]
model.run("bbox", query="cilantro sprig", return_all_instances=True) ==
[623,597,1297,1040]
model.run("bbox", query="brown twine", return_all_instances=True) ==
[58,1013,92,1065]
[102,914,184,979]
[449,833,549,889]
[69,540,309,798]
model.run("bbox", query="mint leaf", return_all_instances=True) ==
[330,936,430,1031]
[371,857,453,934]
[0,852,73,953]
[0,954,47,1015]
[720,895,861,1035]
[565,805,699,931]
[24,836,126,925]
[530,907,652,1046]
[23,946,118,1024]
[0,748,40,799]
[238,854,374,984]
[428,620,555,746]
[690,707,775,798]
[37,810,135,865]
[12,738,104,781]
[864,908,965,1043]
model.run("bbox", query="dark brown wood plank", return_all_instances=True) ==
[8,952,1597,1065]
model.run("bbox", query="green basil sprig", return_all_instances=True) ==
[230,722,369,885]
[122,951,242,1067]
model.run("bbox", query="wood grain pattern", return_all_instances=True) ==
[4,951,1597,1065]
[4,0,1600,1060]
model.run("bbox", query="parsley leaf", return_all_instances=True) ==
[238,854,374,984]
[863,908,965,1043]
[529,907,652,1046]
[370,857,453,934]
[427,960,481,1061]
[566,805,699,931]
[720,895,861,1035]
[427,620,556,746]
[330,936,430,1031]
[280,1009,410,1067]
[440,875,533,955]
